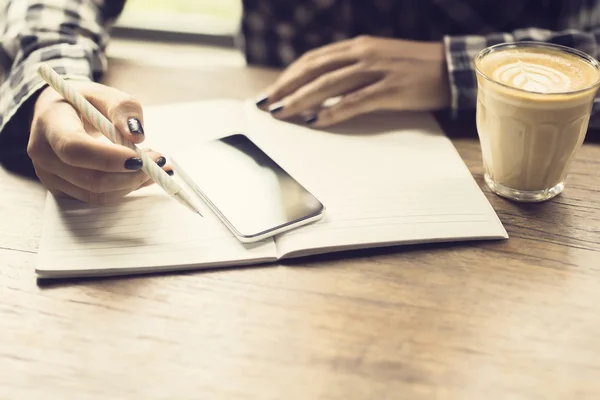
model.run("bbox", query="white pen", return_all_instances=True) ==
[37,63,202,215]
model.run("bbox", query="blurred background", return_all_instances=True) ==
[118,0,242,38]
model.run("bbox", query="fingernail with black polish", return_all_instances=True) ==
[304,114,318,124]
[155,156,166,167]
[124,157,143,170]
[269,103,284,114]
[166,170,174,176]
[127,117,144,135]
[255,95,269,107]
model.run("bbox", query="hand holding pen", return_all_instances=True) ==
[33,64,201,214]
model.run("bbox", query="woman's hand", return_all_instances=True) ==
[28,81,169,205]
[257,36,451,127]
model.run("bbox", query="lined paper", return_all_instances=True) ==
[35,100,277,278]
[36,185,277,277]
[244,104,508,258]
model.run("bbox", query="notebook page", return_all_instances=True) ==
[244,103,508,258]
[35,100,277,278]
[140,99,246,153]
[36,188,277,278]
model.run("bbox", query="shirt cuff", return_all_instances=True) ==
[442,33,514,117]
[0,44,101,157]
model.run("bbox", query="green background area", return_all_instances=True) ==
[124,0,241,18]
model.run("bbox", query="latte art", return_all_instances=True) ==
[477,47,599,94]
[493,61,572,93]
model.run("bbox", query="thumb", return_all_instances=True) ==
[77,82,146,145]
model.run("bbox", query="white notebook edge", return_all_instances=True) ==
[280,233,509,260]
[35,257,277,279]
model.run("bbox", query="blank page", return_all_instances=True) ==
[35,101,277,278]
[243,103,508,258]
[36,186,277,278]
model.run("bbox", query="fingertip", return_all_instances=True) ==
[113,117,145,145]
[156,156,166,168]
[268,101,289,119]
[127,117,144,135]
[268,102,284,115]
[124,157,144,171]
[124,117,145,143]
[142,149,166,166]
[304,114,318,125]
[255,94,270,109]
[111,99,145,142]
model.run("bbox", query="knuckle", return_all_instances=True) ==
[377,81,399,97]
[297,50,315,64]
[313,74,334,89]
[358,58,380,71]
[307,57,325,71]
[317,111,339,127]
[319,109,331,121]
[109,96,142,118]
[353,35,371,46]
[26,138,42,160]
[55,135,80,165]
[283,98,300,111]
[32,106,53,128]
[343,92,363,106]
[353,35,374,55]
[27,114,51,161]
[120,96,142,111]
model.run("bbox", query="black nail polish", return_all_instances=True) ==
[155,156,166,167]
[166,170,174,176]
[269,104,284,114]
[124,157,143,170]
[255,96,269,107]
[127,117,144,135]
[304,115,318,124]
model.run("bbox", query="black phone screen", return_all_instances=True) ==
[173,134,324,239]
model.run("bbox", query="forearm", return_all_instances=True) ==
[0,0,126,159]
[443,27,600,127]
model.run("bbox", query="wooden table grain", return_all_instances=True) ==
[1,42,600,400]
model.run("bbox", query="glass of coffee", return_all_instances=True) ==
[474,42,600,202]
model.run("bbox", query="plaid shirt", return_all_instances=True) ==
[2,0,600,157]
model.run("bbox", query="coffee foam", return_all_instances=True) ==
[477,47,599,94]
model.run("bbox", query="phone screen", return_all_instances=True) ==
[173,134,324,240]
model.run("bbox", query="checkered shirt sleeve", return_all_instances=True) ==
[0,0,124,158]
[444,27,600,125]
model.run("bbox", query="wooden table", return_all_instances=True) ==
[2,43,600,400]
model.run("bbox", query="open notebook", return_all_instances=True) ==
[35,99,507,278]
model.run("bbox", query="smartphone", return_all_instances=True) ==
[172,133,325,242]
